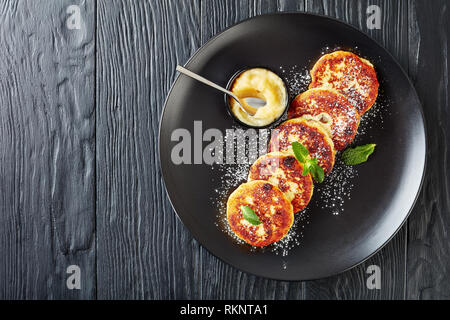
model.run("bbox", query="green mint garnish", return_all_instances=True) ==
[342,144,376,165]
[302,157,325,183]
[291,141,309,163]
[310,160,325,183]
[241,205,262,226]
[292,142,324,183]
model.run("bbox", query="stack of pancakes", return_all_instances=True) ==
[227,51,379,247]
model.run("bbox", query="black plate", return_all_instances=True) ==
[159,13,426,280]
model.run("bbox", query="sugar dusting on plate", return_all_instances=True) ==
[355,86,390,140]
[315,156,357,215]
[270,208,310,257]
[280,64,311,100]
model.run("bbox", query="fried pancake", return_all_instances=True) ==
[248,152,314,213]
[289,88,360,150]
[227,180,294,247]
[268,117,336,175]
[309,50,379,115]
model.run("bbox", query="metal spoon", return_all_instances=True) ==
[176,65,265,116]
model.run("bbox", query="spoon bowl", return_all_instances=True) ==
[244,97,266,108]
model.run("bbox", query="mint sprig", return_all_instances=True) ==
[291,142,325,183]
[240,205,262,226]
[291,141,309,163]
[342,144,376,165]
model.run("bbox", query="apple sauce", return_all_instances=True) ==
[228,68,287,127]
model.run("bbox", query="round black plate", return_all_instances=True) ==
[159,13,426,280]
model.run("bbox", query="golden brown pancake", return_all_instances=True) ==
[268,117,336,176]
[226,180,294,247]
[289,88,360,150]
[309,50,379,115]
[248,152,313,213]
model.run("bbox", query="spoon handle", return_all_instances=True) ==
[176,65,257,116]
[176,65,238,100]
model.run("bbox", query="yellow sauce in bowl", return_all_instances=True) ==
[228,68,287,127]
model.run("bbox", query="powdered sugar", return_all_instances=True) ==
[354,87,390,140]
[270,208,310,256]
[280,64,311,100]
[314,156,357,215]
[212,162,249,245]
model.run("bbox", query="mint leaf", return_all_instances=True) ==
[302,158,324,183]
[291,141,309,163]
[292,141,324,183]
[342,144,376,165]
[241,205,262,226]
[302,158,312,176]
[310,160,324,183]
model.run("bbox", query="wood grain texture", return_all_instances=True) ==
[96,0,201,299]
[406,0,450,299]
[1,0,448,300]
[199,0,409,300]
[0,0,95,299]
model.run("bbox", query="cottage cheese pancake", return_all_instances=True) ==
[248,152,314,213]
[309,51,379,115]
[289,88,360,150]
[226,180,294,247]
[268,117,336,176]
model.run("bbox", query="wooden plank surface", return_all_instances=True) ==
[406,0,450,300]
[0,0,96,299]
[96,0,201,299]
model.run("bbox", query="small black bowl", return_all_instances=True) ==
[224,67,289,129]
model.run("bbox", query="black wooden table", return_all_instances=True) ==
[0,0,448,300]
